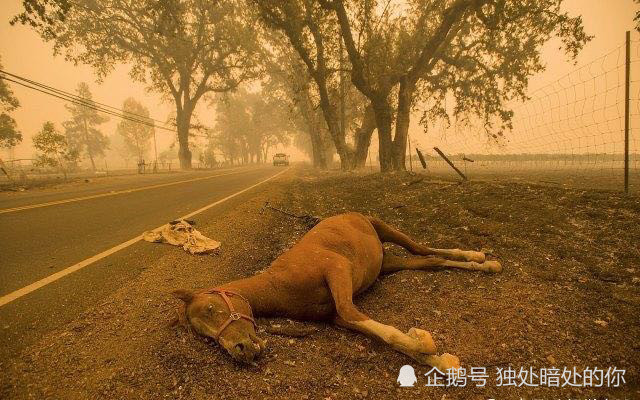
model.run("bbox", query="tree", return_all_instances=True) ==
[253,1,373,170]
[212,88,292,165]
[320,0,591,171]
[33,121,78,178]
[0,55,22,149]
[249,93,293,162]
[262,42,331,168]
[63,82,109,171]
[109,131,134,168]
[14,0,262,169]
[116,98,155,162]
[635,0,640,32]
[257,24,373,169]
[0,114,22,149]
[199,142,217,168]
[214,92,252,164]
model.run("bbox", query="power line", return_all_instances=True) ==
[0,69,170,126]
[3,75,176,133]
[0,69,179,133]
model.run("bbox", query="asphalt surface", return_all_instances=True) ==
[0,165,285,363]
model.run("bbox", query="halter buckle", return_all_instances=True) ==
[230,312,241,321]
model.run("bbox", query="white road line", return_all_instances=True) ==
[0,168,255,214]
[0,168,289,307]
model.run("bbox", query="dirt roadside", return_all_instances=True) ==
[1,167,639,399]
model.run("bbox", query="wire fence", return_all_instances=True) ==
[412,34,639,193]
[0,158,180,188]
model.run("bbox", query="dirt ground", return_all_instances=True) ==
[2,167,639,399]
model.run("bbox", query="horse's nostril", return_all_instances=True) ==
[234,343,245,352]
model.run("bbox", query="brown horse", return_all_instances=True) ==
[172,212,501,370]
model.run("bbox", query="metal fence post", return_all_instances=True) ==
[625,30,630,194]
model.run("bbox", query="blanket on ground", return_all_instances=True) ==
[143,219,220,255]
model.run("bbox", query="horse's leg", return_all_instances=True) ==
[381,252,502,274]
[325,263,460,371]
[369,217,486,262]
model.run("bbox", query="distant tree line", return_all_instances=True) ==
[211,88,292,165]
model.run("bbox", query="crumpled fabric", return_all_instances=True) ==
[143,219,220,255]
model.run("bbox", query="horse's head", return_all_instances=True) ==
[173,288,265,363]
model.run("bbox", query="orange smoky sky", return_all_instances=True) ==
[0,0,638,165]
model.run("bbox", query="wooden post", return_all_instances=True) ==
[416,148,427,169]
[624,30,630,194]
[433,147,467,181]
[0,158,12,182]
[153,129,158,173]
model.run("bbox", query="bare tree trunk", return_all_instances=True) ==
[300,87,329,170]
[354,104,376,168]
[303,107,329,169]
[309,124,328,169]
[373,98,394,172]
[391,78,416,171]
[176,107,193,169]
[316,85,353,170]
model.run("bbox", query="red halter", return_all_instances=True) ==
[201,288,256,340]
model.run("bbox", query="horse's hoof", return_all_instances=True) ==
[483,260,502,273]
[408,327,436,354]
[437,353,460,371]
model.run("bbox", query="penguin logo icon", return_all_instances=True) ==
[397,365,417,387]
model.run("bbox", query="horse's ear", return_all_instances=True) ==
[172,289,194,303]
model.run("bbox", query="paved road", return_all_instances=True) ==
[0,166,285,362]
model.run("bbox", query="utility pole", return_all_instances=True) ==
[624,30,630,194]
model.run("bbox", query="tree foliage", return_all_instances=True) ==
[33,121,79,177]
[261,42,335,168]
[0,55,22,149]
[14,0,262,169]
[253,1,368,170]
[63,82,109,170]
[251,17,373,169]
[116,98,155,161]
[0,114,22,149]
[14,0,592,173]
[635,0,640,32]
[320,0,590,171]
[213,88,292,164]
[199,142,218,168]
